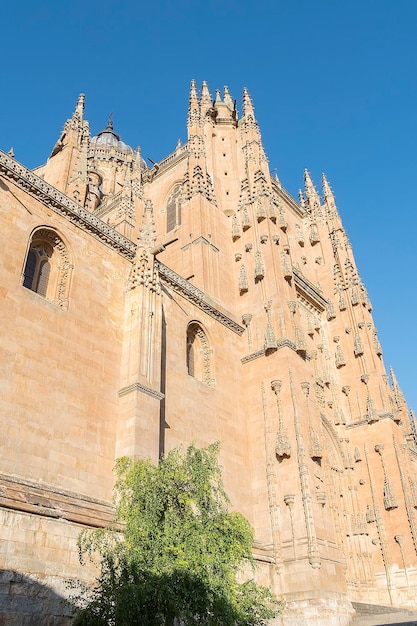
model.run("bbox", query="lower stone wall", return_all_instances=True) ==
[0,570,74,625]
[0,505,101,624]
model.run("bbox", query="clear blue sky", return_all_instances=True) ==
[2,0,417,411]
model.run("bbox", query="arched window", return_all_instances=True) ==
[23,241,52,296]
[186,322,214,386]
[166,184,182,233]
[22,228,72,309]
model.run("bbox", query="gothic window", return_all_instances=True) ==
[166,184,182,233]
[186,322,214,386]
[23,242,52,296]
[22,228,72,309]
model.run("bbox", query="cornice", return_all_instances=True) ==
[271,178,304,217]
[0,472,113,527]
[0,149,136,260]
[241,338,312,363]
[293,268,328,312]
[146,143,189,181]
[157,261,244,335]
[118,381,164,400]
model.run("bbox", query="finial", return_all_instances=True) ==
[322,172,336,202]
[201,81,210,98]
[304,169,320,202]
[188,79,200,128]
[322,173,330,195]
[75,94,85,119]
[223,86,233,109]
[390,366,399,389]
[106,112,114,130]
[190,79,198,101]
[215,89,222,103]
[200,81,212,115]
[7,147,14,158]
[304,169,315,191]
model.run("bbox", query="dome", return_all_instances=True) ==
[90,116,134,155]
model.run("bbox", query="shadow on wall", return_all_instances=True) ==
[0,569,76,625]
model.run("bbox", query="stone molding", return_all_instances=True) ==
[145,143,189,181]
[157,261,244,335]
[241,338,311,363]
[118,381,165,400]
[293,268,328,312]
[0,149,136,259]
[271,178,304,217]
[0,472,113,527]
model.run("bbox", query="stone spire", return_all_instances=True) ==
[322,173,334,204]
[138,199,156,250]
[223,85,234,110]
[304,170,321,220]
[40,93,90,201]
[242,87,255,118]
[74,93,85,121]
[390,366,406,411]
[322,173,343,227]
[187,79,200,130]
[200,81,212,116]
[304,170,320,210]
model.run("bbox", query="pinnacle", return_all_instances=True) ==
[242,87,255,117]
[223,86,233,109]
[74,93,85,119]
[189,79,198,103]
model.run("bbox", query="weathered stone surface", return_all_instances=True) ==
[1,83,417,625]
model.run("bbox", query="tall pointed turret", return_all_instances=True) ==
[34,93,90,203]
[322,173,343,228]
[187,79,200,130]
[242,86,255,119]
[223,85,234,110]
[200,81,211,117]
[304,169,321,217]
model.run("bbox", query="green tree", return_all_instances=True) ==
[74,443,281,625]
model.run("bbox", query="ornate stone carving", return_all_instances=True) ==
[256,198,266,222]
[295,223,304,246]
[264,300,277,353]
[335,344,346,368]
[241,206,251,230]
[0,149,136,259]
[231,214,241,241]
[375,444,398,511]
[29,228,73,309]
[326,301,336,321]
[239,264,249,294]
[354,334,364,357]
[254,251,265,280]
[129,249,160,293]
[309,223,320,245]
[272,380,291,459]
[281,252,292,280]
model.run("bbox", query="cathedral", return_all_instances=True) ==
[1,80,417,625]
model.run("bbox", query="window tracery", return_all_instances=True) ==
[186,322,214,386]
[22,228,72,309]
[166,184,182,232]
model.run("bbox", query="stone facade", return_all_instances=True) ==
[1,81,417,625]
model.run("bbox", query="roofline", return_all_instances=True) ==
[0,149,137,260]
